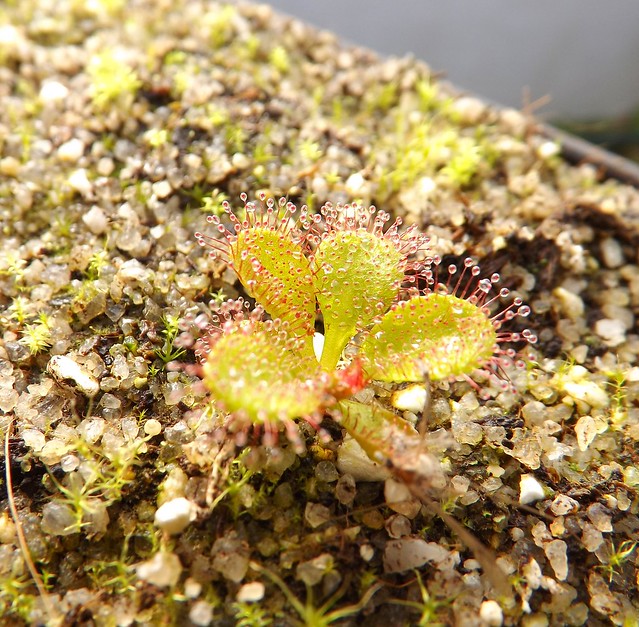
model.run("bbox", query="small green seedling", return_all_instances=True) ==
[186,194,536,456]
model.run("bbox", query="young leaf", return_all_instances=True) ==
[230,227,316,344]
[196,197,318,357]
[360,293,497,382]
[313,230,403,370]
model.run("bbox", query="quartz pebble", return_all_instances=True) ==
[544,539,568,581]
[304,502,331,528]
[189,601,213,626]
[479,600,504,626]
[519,474,546,505]
[384,538,452,573]
[594,318,626,347]
[586,502,613,533]
[154,497,196,535]
[550,494,579,516]
[335,473,356,505]
[391,384,429,413]
[135,552,182,587]
[39,80,69,102]
[82,206,109,234]
[236,582,265,603]
[336,435,390,482]
[314,460,339,483]
[600,237,624,268]
[211,533,249,583]
[384,478,421,518]
[57,138,85,162]
[385,513,412,538]
[296,553,333,586]
[144,419,162,436]
[575,415,597,451]
[22,428,46,452]
[47,355,100,397]
[68,168,92,195]
[40,502,77,536]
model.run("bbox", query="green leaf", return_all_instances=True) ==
[201,321,328,425]
[229,227,317,355]
[337,399,418,462]
[313,231,403,370]
[360,293,497,382]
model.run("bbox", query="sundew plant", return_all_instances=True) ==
[184,193,536,465]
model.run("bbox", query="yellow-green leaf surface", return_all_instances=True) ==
[229,227,316,354]
[202,323,327,424]
[361,293,497,382]
[313,230,403,370]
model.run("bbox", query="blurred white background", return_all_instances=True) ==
[260,0,639,122]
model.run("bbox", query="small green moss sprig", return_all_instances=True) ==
[187,194,536,452]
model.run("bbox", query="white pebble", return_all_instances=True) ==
[450,96,485,124]
[345,171,366,195]
[57,138,85,163]
[417,176,437,196]
[384,478,411,506]
[68,168,92,196]
[575,415,597,451]
[189,601,213,626]
[600,237,624,268]
[231,152,250,169]
[236,582,265,603]
[47,354,99,397]
[39,80,69,102]
[581,523,604,552]
[594,318,626,347]
[384,478,421,518]
[587,502,613,532]
[184,577,202,598]
[97,156,115,176]
[21,428,46,452]
[359,544,374,561]
[522,558,543,589]
[154,497,196,535]
[500,108,527,136]
[135,552,182,587]
[601,304,633,330]
[152,180,172,199]
[552,287,584,321]
[77,417,106,443]
[519,474,546,505]
[479,599,504,626]
[536,141,560,160]
[391,384,429,414]
[144,419,162,436]
[82,205,108,234]
[313,332,324,361]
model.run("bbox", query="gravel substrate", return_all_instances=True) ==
[1,1,639,625]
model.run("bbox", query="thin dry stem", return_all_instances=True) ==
[5,418,59,623]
